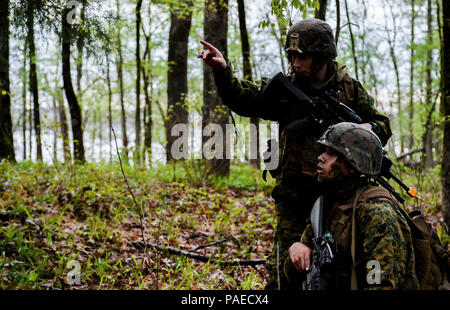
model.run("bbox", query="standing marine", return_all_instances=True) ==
[198,18,392,289]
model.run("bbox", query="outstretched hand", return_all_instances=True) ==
[197,40,227,71]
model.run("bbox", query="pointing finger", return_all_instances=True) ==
[200,40,218,53]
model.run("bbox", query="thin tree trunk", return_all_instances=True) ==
[29,90,32,159]
[62,7,85,163]
[335,0,341,45]
[52,95,58,163]
[0,0,14,161]
[99,109,102,160]
[58,86,70,163]
[27,2,42,161]
[22,41,27,161]
[422,0,434,168]
[344,0,359,80]
[315,0,328,20]
[437,0,443,97]
[384,2,403,153]
[409,0,416,152]
[106,51,113,162]
[141,2,153,164]
[237,0,259,169]
[135,0,143,163]
[91,109,97,160]
[441,0,450,233]
[166,1,193,162]
[116,0,128,160]
[202,0,229,176]
[76,2,85,102]
[276,15,287,72]
[360,0,368,85]
[142,35,152,164]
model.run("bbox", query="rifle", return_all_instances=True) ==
[305,195,336,290]
[262,72,418,203]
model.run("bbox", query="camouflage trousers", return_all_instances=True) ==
[264,175,322,290]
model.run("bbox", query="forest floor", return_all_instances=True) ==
[0,160,448,289]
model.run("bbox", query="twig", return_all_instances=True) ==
[110,119,150,269]
[129,241,266,267]
[187,239,229,253]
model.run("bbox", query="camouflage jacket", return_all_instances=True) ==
[299,178,417,290]
[214,62,392,185]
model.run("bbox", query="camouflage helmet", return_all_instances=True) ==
[317,122,383,176]
[284,19,337,60]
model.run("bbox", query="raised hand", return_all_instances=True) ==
[197,40,227,71]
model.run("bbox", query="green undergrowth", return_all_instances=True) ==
[0,160,275,289]
[0,159,447,289]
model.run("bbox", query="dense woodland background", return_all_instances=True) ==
[0,0,449,289]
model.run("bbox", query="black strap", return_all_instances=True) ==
[229,111,239,145]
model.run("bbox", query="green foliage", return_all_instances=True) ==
[259,0,318,28]
[0,161,274,289]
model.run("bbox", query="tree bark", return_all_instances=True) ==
[237,0,259,169]
[27,1,42,161]
[142,29,152,164]
[409,0,416,152]
[58,86,70,163]
[315,0,328,20]
[116,0,128,160]
[422,0,434,168]
[344,0,358,80]
[335,0,341,45]
[52,95,58,163]
[22,41,28,161]
[62,7,85,163]
[106,51,113,162]
[0,0,15,161]
[29,89,32,159]
[384,2,403,152]
[202,0,229,176]
[135,0,143,163]
[442,0,450,229]
[76,2,85,102]
[166,2,192,162]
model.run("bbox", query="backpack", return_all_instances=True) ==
[406,209,449,290]
[352,186,449,290]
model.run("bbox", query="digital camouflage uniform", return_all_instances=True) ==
[283,177,417,290]
[212,20,392,289]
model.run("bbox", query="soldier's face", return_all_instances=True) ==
[292,53,313,79]
[317,148,355,182]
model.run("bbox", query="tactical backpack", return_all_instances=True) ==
[406,210,449,290]
[352,186,449,290]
